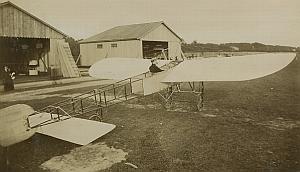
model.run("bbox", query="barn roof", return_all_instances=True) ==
[0,1,68,38]
[79,21,182,44]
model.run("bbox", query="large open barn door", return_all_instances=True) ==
[142,41,168,59]
[0,37,50,76]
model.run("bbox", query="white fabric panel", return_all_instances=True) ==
[162,53,296,82]
[131,80,144,95]
[89,58,171,80]
[31,113,115,145]
[143,71,169,95]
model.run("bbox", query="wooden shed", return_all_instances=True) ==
[79,21,183,66]
[0,1,79,78]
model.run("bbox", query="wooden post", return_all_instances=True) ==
[113,85,116,99]
[93,89,97,105]
[98,92,102,105]
[103,91,107,106]
[46,49,50,73]
[71,98,75,114]
[124,85,128,100]
[129,78,133,94]
[80,100,83,113]
[192,82,195,91]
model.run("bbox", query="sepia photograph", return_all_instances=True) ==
[0,0,299,171]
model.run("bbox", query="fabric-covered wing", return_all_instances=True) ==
[89,57,171,80]
[29,113,115,145]
[37,118,115,145]
[162,53,296,82]
[143,71,170,95]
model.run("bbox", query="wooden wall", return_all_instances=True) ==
[142,24,182,42]
[48,39,63,77]
[0,4,65,39]
[80,40,142,66]
[79,23,183,65]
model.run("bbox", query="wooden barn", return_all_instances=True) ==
[0,1,80,78]
[79,21,183,66]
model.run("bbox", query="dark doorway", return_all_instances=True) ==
[0,37,50,75]
[142,41,168,59]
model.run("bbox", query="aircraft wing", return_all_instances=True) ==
[89,57,171,80]
[162,53,296,82]
[29,113,115,145]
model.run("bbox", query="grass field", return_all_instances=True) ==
[0,53,299,171]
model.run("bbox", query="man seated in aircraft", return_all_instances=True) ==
[149,59,164,73]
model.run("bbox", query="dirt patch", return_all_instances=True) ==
[40,142,128,172]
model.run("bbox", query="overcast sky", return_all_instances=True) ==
[2,0,300,46]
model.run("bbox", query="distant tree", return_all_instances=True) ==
[225,43,253,51]
[191,40,198,45]
[65,37,80,60]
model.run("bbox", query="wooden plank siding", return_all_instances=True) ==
[80,40,142,66]
[0,4,65,39]
[142,24,181,42]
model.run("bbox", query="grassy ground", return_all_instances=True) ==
[0,54,299,171]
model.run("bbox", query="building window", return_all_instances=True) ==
[111,43,117,48]
[97,44,103,49]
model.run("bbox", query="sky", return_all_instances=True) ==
[2,0,300,46]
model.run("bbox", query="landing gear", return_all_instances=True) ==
[158,82,205,111]
[89,107,104,121]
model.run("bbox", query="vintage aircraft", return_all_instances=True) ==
[88,52,296,109]
[0,52,296,170]
[1,52,296,147]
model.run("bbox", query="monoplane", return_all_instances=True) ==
[0,52,295,170]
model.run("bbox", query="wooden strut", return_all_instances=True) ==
[87,89,104,121]
[157,83,173,107]
[34,67,177,125]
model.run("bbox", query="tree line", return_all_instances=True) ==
[182,41,299,52]
[66,38,299,59]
